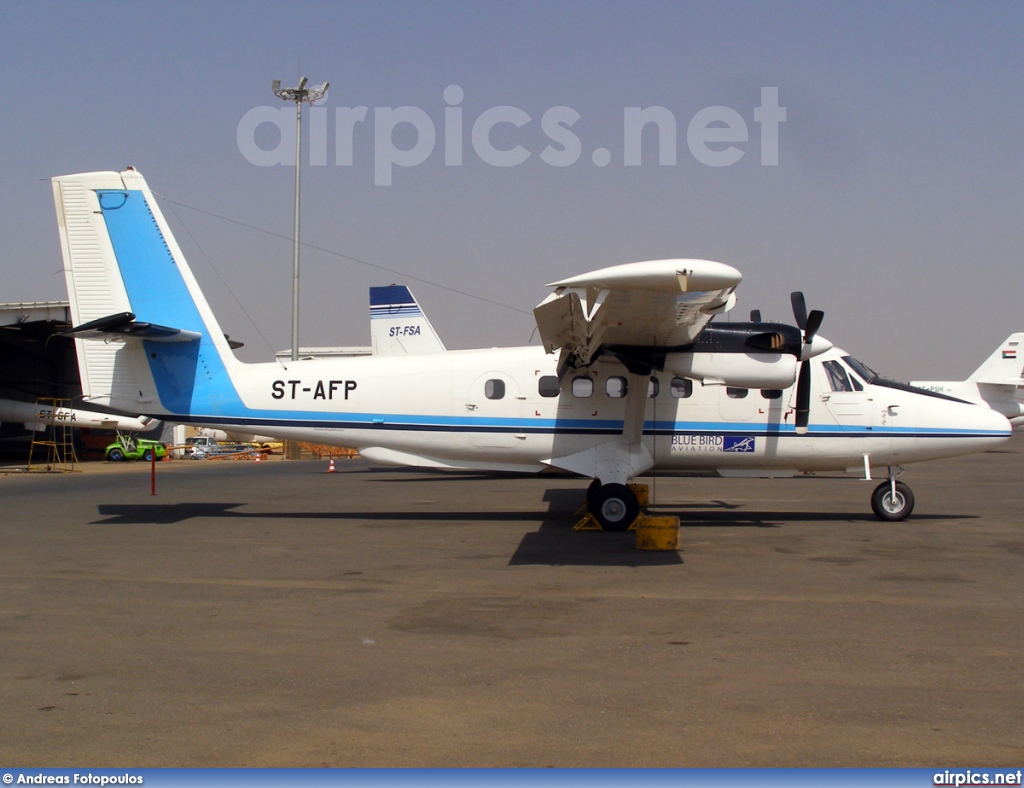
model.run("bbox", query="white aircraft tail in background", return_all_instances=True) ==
[912,334,1024,425]
[369,285,446,355]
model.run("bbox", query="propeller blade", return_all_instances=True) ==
[794,361,811,435]
[790,292,808,330]
[750,309,762,323]
[804,309,824,344]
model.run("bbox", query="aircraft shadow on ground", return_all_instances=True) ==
[89,496,681,568]
[88,490,973,569]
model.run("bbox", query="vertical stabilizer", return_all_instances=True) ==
[912,333,1024,423]
[965,333,1024,385]
[52,168,241,418]
[369,285,447,355]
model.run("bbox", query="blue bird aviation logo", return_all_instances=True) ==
[723,436,756,452]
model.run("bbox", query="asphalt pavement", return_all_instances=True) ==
[1,440,1022,766]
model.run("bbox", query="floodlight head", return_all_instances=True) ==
[319,82,329,93]
[297,76,308,90]
[272,79,281,92]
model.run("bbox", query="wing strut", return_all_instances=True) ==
[542,368,655,486]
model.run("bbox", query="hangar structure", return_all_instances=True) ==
[0,301,76,458]
[0,300,165,461]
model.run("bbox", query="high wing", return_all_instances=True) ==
[533,258,741,372]
[532,258,743,493]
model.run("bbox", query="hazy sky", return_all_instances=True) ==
[2,1,1022,379]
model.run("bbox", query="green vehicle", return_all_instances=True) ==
[104,434,169,462]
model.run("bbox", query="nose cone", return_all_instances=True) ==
[891,394,1011,465]
[946,399,1012,452]
[972,402,1013,440]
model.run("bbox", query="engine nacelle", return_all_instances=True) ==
[664,351,799,389]
[598,322,827,389]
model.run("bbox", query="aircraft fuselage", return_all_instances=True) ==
[120,343,1009,477]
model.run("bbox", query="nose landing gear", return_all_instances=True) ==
[871,467,915,521]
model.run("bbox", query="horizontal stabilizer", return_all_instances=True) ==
[60,312,201,343]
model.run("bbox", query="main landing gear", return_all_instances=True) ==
[586,479,641,531]
[870,467,915,522]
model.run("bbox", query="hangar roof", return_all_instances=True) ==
[0,301,70,328]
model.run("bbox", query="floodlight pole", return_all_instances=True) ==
[272,76,329,361]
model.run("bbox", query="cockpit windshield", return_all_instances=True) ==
[842,355,878,384]
[842,354,969,403]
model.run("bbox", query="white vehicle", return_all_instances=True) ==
[52,168,1010,527]
[912,334,1024,425]
[183,435,254,459]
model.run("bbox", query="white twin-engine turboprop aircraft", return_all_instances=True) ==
[52,168,1010,528]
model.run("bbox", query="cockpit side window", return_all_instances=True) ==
[822,359,854,392]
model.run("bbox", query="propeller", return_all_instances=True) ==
[749,309,762,323]
[790,292,825,435]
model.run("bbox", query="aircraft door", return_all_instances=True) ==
[463,372,524,448]
[817,358,873,432]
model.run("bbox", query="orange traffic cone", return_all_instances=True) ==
[328,458,336,473]
[254,452,261,464]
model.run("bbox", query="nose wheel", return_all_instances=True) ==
[871,480,915,521]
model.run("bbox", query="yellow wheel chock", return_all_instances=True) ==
[573,483,680,549]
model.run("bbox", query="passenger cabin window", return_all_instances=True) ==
[670,377,693,398]
[606,377,628,398]
[822,360,854,392]
[572,376,594,398]
[485,379,505,400]
[726,387,748,399]
[761,389,783,400]
[648,378,659,398]
[538,375,561,397]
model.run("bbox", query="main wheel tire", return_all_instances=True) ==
[591,483,640,531]
[871,481,915,521]
[107,448,124,462]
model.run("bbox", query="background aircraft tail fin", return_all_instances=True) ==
[369,285,447,355]
[967,333,1024,386]
[52,168,242,417]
